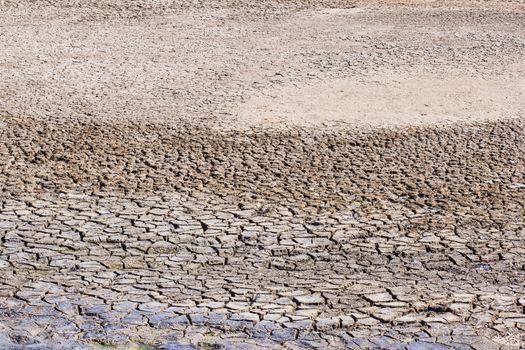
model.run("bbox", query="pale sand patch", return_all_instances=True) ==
[234,73,525,129]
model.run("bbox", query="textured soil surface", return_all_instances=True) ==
[1,0,525,349]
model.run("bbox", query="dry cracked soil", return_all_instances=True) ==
[1,0,525,349]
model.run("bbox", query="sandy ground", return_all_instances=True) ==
[237,73,525,128]
[1,1,525,349]
[1,0,524,128]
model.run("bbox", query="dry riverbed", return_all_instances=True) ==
[1,0,525,349]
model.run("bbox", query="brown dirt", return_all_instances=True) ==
[1,0,525,349]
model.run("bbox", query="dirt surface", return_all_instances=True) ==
[2,0,524,128]
[1,0,525,349]
[237,74,525,128]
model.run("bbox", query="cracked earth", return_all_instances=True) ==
[1,0,525,349]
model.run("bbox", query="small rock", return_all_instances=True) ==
[475,263,491,271]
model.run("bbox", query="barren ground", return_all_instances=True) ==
[1,0,525,349]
